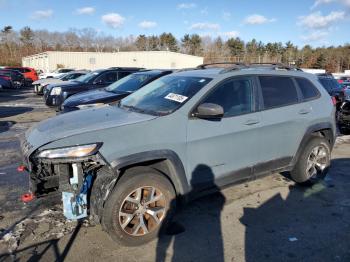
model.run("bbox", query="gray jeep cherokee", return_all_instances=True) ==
[21,63,336,246]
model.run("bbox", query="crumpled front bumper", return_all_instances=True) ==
[20,137,106,198]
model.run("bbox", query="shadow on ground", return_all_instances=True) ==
[0,221,82,262]
[242,158,350,262]
[0,107,33,119]
[0,121,16,133]
[0,88,29,103]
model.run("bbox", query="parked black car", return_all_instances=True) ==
[61,70,173,113]
[44,67,142,110]
[0,77,12,89]
[317,73,344,109]
[0,69,25,88]
[338,100,350,133]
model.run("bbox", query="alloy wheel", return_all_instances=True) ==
[306,145,328,179]
[119,186,166,236]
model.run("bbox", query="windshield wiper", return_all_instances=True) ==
[121,105,160,116]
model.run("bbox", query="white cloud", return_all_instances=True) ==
[177,3,196,9]
[222,11,231,21]
[189,22,220,31]
[311,0,335,9]
[243,14,276,25]
[31,9,53,20]
[219,31,240,38]
[138,20,157,29]
[101,13,125,29]
[301,30,329,42]
[311,0,350,8]
[76,7,95,15]
[298,11,345,29]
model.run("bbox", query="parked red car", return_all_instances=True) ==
[5,66,38,83]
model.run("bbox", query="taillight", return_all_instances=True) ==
[331,96,337,106]
[338,80,344,84]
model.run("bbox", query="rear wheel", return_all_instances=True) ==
[291,137,331,184]
[102,167,176,246]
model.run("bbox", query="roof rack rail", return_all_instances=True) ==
[175,67,198,73]
[196,62,248,69]
[107,67,144,70]
[249,63,302,71]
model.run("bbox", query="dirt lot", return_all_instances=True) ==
[0,88,350,262]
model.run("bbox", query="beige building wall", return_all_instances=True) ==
[22,51,204,72]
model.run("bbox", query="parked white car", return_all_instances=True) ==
[39,68,74,79]
[34,71,89,95]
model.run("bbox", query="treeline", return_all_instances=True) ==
[1,26,350,72]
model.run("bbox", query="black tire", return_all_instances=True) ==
[339,125,350,135]
[290,137,331,184]
[102,167,176,246]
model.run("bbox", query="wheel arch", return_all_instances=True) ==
[291,122,335,167]
[110,150,190,197]
[90,150,189,222]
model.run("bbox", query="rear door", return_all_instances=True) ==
[187,76,262,188]
[255,75,311,173]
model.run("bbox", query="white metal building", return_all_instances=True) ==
[22,51,204,72]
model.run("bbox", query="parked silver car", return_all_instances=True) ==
[21,63,336,245]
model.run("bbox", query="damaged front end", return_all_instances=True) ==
[21,141,107,220]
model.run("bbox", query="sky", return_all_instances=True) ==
[1,0,350,47]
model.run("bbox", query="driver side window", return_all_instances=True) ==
[202,77,254,117]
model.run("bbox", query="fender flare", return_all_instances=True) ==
[291,122,335,167]
[110,150,190,196]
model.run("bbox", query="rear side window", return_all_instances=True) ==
[295,78,320,100]
[259,76,298,109]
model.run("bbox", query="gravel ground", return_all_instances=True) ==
[0,88,349,262]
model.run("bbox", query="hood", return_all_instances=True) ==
[54,81,83,89]
[64,89,127,107]
[25,105,157,155]
[33,79,63,85]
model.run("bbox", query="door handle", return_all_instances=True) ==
[299,108,311,115]
[244,119,260,125]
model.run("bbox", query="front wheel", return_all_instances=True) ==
[102,167,176,246]
[291,137,331,184]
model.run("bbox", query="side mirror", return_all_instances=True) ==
[194,103,224,119]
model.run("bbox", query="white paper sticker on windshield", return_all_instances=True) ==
[199,79,206,83]
[165,93,188,103]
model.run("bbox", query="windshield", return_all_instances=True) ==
[120,75,212,116]
[58,73,68,80]
[105,73,152,93]
[75,72,99,83]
